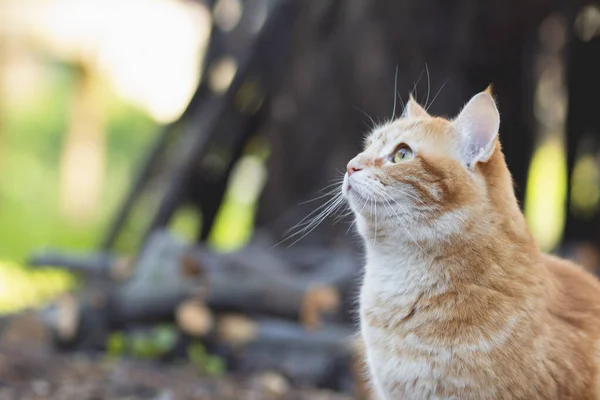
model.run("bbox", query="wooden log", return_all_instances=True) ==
[109,231,205,325]
[175,299,214,337]
[38,230,360,358]
[213,314,357,388]
[53,293,79,343]
[29,251,115,276]
[186,241,359,325]
[216,314,355,351]
[41,287,111,350]
[300,283,341,330]
[38,231,205,349]
[29,250,135,283]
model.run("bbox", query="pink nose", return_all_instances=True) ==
[347,161,363,176]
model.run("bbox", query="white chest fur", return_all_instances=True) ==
[358,257,496,400]
[360,271,448,399]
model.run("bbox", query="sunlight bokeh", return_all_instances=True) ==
[0,0,212,314]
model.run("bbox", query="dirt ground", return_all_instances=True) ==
[0,313,353,400]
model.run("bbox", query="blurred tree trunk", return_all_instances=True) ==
[255,0,584,244]
[564,21,600,246]
[0,36,6,174]
[59,62,106,225]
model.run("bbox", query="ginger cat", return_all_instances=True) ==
[342,89,600,399]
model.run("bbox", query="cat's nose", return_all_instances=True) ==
[347,161,363,176]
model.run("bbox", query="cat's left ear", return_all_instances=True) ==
[402,94,431,119]
[453,88,500,167]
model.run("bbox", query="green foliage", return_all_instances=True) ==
[209,136,270,252]
[106,329,226,377]
[524,139,567,251]
[0,260,74,314]
[128,328,174,360]
[0,57,257,375]
[0,61,157,314]
[107,325,179,360]
[169,205,202,242]
[106,331,126,357]
[188,341,226,377]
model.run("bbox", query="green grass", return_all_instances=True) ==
[0,61,157,314]
[0,57,264,316]
[0,260,74,313]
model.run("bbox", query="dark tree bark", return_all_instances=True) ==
[564,30,600,246]
[255,0,588,243]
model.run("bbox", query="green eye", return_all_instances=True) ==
[392,144,414,163]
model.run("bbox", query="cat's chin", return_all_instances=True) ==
[342,174,351,196]
[346,187,372,208]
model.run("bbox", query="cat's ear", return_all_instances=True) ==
[402,94,431,119]
[453,89,500,166]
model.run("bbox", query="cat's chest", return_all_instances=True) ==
[361,322,474,399]
[359,294,454,371]
[360,309,489,400]
[359,276,483,398]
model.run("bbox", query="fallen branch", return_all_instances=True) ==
[186,242,359,326]
[213,314,357,387]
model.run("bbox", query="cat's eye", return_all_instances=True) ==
[391,144,414,163]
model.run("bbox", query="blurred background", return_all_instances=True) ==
[0,0,599,398]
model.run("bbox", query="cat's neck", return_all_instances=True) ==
[359,206,539,296]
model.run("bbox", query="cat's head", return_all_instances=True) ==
[343,89,512,243]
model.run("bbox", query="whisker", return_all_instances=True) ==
[373,201,378,248]
[392,64,399,119]
[279,191,348,247]
[411,68,425,102]
[397,92,406,117]
[298,184,344,205]
[334,207,354,220]
[388,186,427,207]
[379,192,427,255]
[358,193,370,215]
[346,219,357,235]
[300,195,345,226]
[287,193,342,232]
[426,79,449,112]
[353,105,377,129]
[282,200,343,242]
[309,180,345,195]
[424,63,431,109]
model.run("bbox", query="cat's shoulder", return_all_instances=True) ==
[543,253,600,292]
[542,253,600,329]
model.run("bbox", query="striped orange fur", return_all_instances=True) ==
[342,90,600,399]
